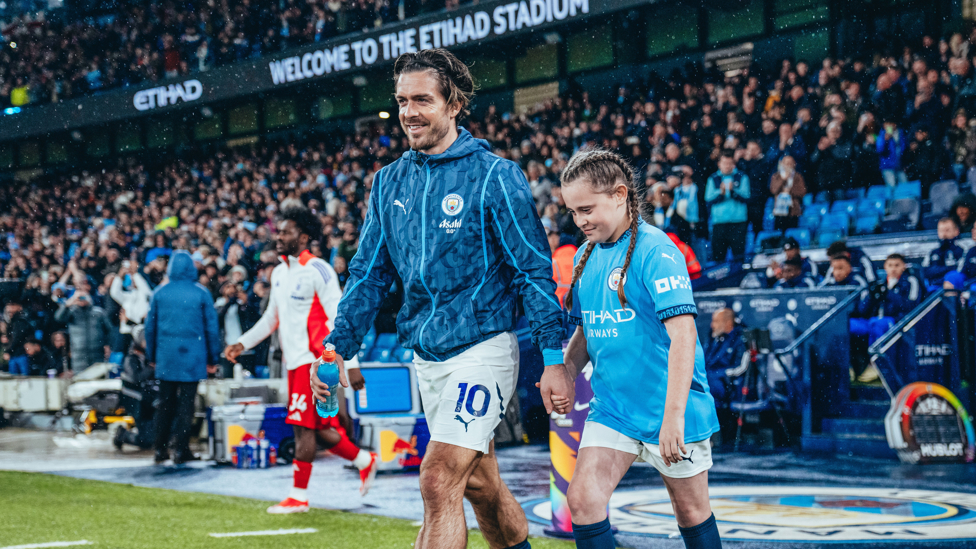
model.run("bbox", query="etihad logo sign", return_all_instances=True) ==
[133,79,203,111]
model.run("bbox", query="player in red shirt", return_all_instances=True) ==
[225,205,377,514]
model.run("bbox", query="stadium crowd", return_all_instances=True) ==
[0,0,466,108]
[7,31,976,376]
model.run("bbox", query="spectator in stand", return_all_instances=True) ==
[773,256,818,290]
[768,155,806,231]
[950,192,976,234]
[50,331,71,376]
[903,125,949,194]
[54,279,113,374]
[145,250,221,465]
[738,140,774,235]
[811,122,854,200]
[877,119,909,188]
[922,218,964,287]
[215,281,259,377]
[109,259,153,353]
[24,338,58,376]
[768,123,807,173]
[3,300,32,375]
[705,151,751,262]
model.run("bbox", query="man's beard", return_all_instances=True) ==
[405,117,451,152]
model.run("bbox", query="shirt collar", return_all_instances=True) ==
[599,218,644,249]
[282,249,316,267]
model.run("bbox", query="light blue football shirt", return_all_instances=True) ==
[569,221,719,445]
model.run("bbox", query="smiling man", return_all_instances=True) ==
[311,49,571,549]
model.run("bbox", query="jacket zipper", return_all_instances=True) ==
[416,161,436,358]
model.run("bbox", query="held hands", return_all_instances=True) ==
[536,364,575,415]
[309,352,348,403]
[223,342,245,364]
[658,412,686,467]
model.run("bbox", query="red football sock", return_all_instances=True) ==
[293,459,312,490]
[331,434,362,462]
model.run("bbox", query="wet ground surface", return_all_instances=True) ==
[2,428,976,548]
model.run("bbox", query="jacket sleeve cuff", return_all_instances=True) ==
[542,348,565,366]
[326,334,361,364]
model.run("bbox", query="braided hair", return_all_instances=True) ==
[561,149,641,311]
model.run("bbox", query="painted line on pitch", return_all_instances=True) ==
[208,528,318,538]
[1,541,93,549]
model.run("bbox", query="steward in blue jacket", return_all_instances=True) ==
[326,127,564,366]
[145,251,221,382]
[923,218,964,286]
[704,310,747,406]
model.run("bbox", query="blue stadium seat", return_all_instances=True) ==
[755,230,782,252]
[856,198,886,217]
[802,194,812,206]
[368,348,393,362]
[357,349,369,362]
[894,181,922,199]
[807,203,829,217]
[361,329,377,351]
[817,228,846,248]
[784,228,811,248]
[819,212,849,231]
[814,191,831,203]
[854,215,880,234]
[396,348,414,363]
[374,333,398,350]
[762,212,776,231]
[798,212,820,232]
[830,199,858,217]
[844,188,866,200]
[929,180,959,216]
[882,198,921,232]
[866,185,892,200]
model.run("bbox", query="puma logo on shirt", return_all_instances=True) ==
[455,415,474,432]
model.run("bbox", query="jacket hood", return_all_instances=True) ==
[403,127,490,165]
[167,250,198,283]
[951,191,976,213]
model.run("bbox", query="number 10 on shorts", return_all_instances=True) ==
[454,383,491,418]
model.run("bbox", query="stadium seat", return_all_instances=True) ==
[784,228,811,248]
[814,191,831,203]
[763,212,776,231]
[844,188,866,200]
[882,198,921,232]
[798,212,820,232]
[856,198,886,217]
[854,214,880,234]
[866,185,892,200]
[802,194,812,206]
[755,230,782,252]
[357,349,369,362]
[361,329,377,351]
[819,212,850,231]
[396,348,414,363]
[807,203,830,217]
[893,181,922,199]
[929,180,959,216]
[374,333,398,350]
[367,348,393,363]
[817,228,846,247]
[830,199,858,217]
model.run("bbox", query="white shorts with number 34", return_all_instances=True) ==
[414,332,519,454]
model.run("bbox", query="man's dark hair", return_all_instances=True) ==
[393,48,476,121]
[281,205,322,241]
[825,240,849,258]
[939,216,959,229]
[784,256,803,268]
[829,253,852,265]
[886,253,907,263]
[720,149,735,160]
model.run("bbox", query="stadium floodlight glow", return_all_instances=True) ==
[379,111,390,119]
[3,107,20,115]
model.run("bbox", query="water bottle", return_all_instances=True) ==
[259,439,270,468]
[247,439,259,469]
[316,344,340,418]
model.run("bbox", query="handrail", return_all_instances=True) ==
[867,288,947,356]
[773,287,863,357]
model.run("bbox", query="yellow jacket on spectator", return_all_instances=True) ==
[10,85,30,107]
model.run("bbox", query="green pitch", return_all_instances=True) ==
[0,471,573,549]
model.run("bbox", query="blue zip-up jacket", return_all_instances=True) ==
[923,239,964,284]
[704,169,750,225]
[326,128,564,365]
[877,129,907,171]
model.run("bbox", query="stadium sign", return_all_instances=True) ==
[0,0,647,141]
[268,0,591,84]
[524,486,976,542]
[884,382,975,464]
[132,79,204,111]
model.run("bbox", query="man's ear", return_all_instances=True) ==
[448,101,462,121]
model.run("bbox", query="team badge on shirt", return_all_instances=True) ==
[607,267,624,291]
[442,193,464,216]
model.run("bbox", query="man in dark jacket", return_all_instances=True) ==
[145,250,220,464]
[3,301,33,375]
[704,308,746,406]
[903,126,948,193]
[54,281,113,374]
[114,326,156,451]
[24,339,58,376]
[923,218,964,288]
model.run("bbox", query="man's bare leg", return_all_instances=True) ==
[464,441,529,548]
[415,441,483,549]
